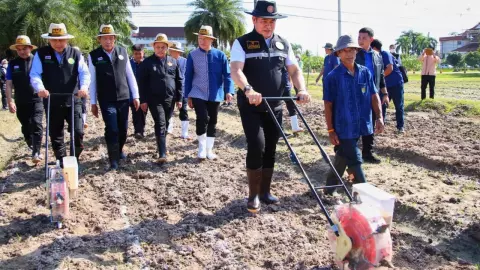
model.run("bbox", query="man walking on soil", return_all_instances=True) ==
[89,24,140,170]
[167,41,191,140]
[30,23,90,166]
[1,59,8,110]
[371,39,405,133]
[130,44,147,139]
[6,35,44,163]
[230,0,310,213]
[323,35,384,196]
[137,34,183,164]
[418,46,441,100]
[185,25,234,160]
[356,27,389,164]
[315,42,339,86]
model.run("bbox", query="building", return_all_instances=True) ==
[130,26,193,51]
[439,22,480,56]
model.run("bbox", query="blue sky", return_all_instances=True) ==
[129,0,480,56]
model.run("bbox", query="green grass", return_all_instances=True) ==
[303,72,480,117]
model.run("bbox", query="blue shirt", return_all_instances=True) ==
[324,63,378,139]
[380,50,403,88]
[363,48,375,79]
[176,56,187,96]
[184,48,234,102]
[323,53,340,81]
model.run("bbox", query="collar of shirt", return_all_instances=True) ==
[54,51,64,63]
[337,63,359,77]
[103,48,114,60]
[265,36,273,47]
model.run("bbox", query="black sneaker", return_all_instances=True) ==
[363,154,381,164]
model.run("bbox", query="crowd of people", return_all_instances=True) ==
[0,0,442,212]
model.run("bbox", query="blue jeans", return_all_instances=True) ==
[388,83,405,129]
[99,100,129,150]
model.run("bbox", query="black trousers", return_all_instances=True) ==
[240,106,283,170]
[148,99,172,138]
[1,84,6,108]
[130,102,147,134]
[81,97,87,114]
[99,100,129,151]
[168,98,189,122]
[44,102,84,160]
[421,75,436,99]
[192,98,220,137]
[16,101,43,153]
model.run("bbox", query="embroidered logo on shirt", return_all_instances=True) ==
[275,41,285,50]
[45,56,51,60]
[118,55,124,60]
[167,62,173,66]
[67,58,75,65]
[247,41,260,49]
[153,66,157,71]
[362,87,366,93]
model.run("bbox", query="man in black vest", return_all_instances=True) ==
[30,23,90,166]
[231,0,311,213]
[6,35,44,163]
[138,34,183,164]
[89,24,140,170]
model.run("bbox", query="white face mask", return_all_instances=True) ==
[2,64,7,68]
[389,49,395,53]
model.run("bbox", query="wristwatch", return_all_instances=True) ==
[243,85,252,92]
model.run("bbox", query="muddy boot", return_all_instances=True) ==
[181,121,191,140]
[247,168,262,213]
[260,168,279,204]
[197,133,207,159]
[324,154,348,195]
[106,143,120,171]
[167,118,174,134]
[156,135,167,164]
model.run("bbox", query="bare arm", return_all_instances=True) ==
[324,101,334,130]
[6,80,13,103]
[384,64,393,77]
[230,61,249,89]
[316,67,324,82]
[372,93,385,134]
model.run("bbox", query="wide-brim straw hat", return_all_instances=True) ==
[97,24,120,37]
[169,41,184,53]
[193,25,216,40]
[9,35,37,50]
[150,33,173,47]
[41,23,75,40]
[245,0,287,19]
[334,35,361,56]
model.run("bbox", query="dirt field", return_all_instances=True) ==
[0,99,479,270]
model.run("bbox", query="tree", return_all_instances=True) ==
[446,52,463,68]
[184,0,246,48]
[291,43,302,56]
[464,51,480,67]
[400,54,421,74]
[395,30,438,55]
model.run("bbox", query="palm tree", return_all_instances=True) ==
[291,43,303,56]
[184,0,246,48]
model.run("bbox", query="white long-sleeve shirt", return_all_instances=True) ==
[88,48,139,105]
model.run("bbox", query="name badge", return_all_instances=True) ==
[45,56,51,60]
[153,66,157,71]
[14,65,19,69]
[98,57,103,61]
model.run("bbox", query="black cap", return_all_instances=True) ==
[245,0,287,19]
[323,43,334,49]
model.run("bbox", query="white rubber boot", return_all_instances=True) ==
[290,115,304,133]
[167,118,174,134]
[197,134,207,159]
[206,137,217,160]
[82,113,88,128]
[181,121,190,139]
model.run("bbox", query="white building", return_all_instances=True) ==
[130,27,192,51]
[439,22,480,56]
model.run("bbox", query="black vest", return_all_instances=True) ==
[37,46,80,106]
[89,46,129,103]
[237,30,289,111]
[139,54,179,103]
[10,55,40,104]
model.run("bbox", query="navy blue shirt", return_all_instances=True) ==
[363,49,375,79]
[380,50,403,87]
[324,63,378,139]
[323,53,340,81]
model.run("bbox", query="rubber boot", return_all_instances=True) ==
[324,154,348,195]
[32,139,42,164]
[181,121,190,139]
[247,168,262,213]
[167,118,174,134]
[106,143,120,171]
[156,135,167,164]
[290,115,304,133]
[260,168,279,204]
[206,137,217,160]
[197,133,207,159]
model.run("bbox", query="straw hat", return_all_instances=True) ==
[245,0,287,19]
[97,24,120,37]
[41,23,75,39]
[9,35,37,50]
[150,33,173,47]
[334,35,361,56]
[193,25,216,40]
[168,41,184,53]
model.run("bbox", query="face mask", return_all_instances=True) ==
[2,64,7,68]
[390,49,395,53]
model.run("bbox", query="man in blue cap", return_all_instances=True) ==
[323,35,384,196]
[230,0,310,213]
